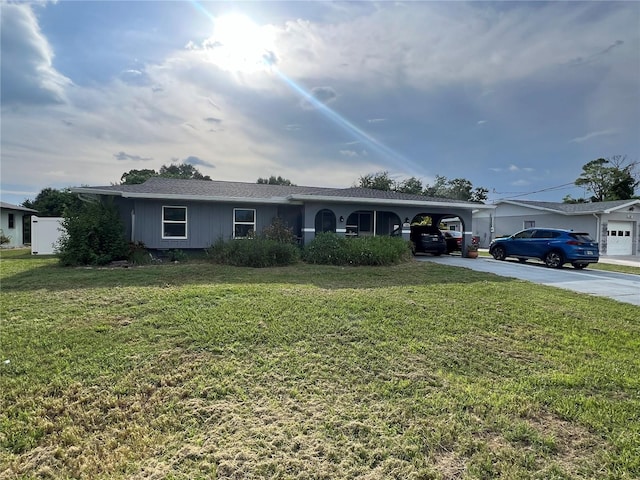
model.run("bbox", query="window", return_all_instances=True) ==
[514,230,535,239]
[8,214,15,229]
[524,220,535,229]
[234,208,256,238]
[533,230,553,239]
[346,211,373,237]
[162,206,187,239]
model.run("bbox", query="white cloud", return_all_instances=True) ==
[569,129,616,143]
[273,2,638,91]
[0,3,71,105]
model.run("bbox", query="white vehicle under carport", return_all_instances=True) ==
[488,228,599,269]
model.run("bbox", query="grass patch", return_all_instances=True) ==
[1,249,639,479]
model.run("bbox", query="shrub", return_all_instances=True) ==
[57,200,128,266]
[167,249,188,262]
[128,242,151,265]
[301,232,347,265]
[0,230,10,246]
[262,217,297,244]
[207,237,300,268]
[303,233,411,266]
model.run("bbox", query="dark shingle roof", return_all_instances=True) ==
[73,177,486,206]
[500,199,640,214]
[81,177,331,199]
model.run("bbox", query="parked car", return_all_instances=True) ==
[441,230,462,254]
[489,228,599,269]
[410,225,447,256]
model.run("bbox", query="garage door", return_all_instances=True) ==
[607,221,633,255]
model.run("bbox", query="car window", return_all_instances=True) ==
[513,230,535,239]
[533,230,554,238]
[570,233,594,242]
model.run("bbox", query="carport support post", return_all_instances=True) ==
[462,232,473,257]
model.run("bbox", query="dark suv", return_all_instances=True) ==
[410,225,447,256]
[489,228,599,269]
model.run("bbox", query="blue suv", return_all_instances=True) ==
[489,228,599,269]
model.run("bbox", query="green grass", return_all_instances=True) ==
[1,249,639,479]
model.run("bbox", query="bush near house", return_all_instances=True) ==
[303,232,412,266]
[207,237,300,268]
[57,201,128,266]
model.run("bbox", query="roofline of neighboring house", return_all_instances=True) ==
[497,199,640,215]
[0,202,38,213]
[602,199,640,213]
[497,200,568,214]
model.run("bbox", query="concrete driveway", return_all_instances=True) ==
[417,255,640,306]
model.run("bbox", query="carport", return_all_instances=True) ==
[291,189,494,256]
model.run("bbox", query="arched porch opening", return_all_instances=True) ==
[315,209,336,234]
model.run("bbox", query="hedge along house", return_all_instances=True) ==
[473,199,640,256]
[71,177,492,255]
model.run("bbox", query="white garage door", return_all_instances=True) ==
[607,221,633,255]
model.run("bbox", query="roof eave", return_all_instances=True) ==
[289,194,494,209]
[498,200,568,214]
[603,199,640,214]
[70,188,297,205]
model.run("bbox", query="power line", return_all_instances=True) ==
[493,182,577,201]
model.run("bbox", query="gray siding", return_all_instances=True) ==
[493,212,597,239]
[129,200,286,249]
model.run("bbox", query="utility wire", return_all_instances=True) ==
[493,182,577,201]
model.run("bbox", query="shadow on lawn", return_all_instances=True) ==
[0,254,513,292]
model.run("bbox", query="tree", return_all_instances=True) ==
[257,175,296,186]
[562,195,587,204]
[355,172,488,202]
[159,163,211,180]
[120,163,212,185]
[395,177,423,195]
[22,187,83,216]
[574,156,638,202]
[120,169,158,185]
[424,175,488,202]
[355,171,395,191]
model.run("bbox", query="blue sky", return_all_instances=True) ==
[1,0,639,206]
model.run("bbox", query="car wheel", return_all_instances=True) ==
[572,263,588,270]
[544,251,564,268]
[492,246,506,261]
[433,252,442,257]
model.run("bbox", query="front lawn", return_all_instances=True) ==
[1,250,638,479]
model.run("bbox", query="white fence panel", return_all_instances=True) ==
[31,216,65,255]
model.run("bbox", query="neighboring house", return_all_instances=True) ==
[473,199,640,256]
[0,202,38,248]
[71,177,493,255]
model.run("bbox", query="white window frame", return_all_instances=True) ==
[162,206,187,239]
[233,208,256,238]
[523,220,535,229]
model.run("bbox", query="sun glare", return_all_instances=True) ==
[207,13,276,73]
